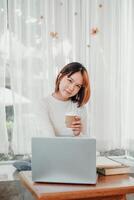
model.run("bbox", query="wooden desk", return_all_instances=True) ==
[19,171,134,200]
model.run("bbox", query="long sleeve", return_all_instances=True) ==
[35,99,55,137]
[34,95,89,137]
[79,106,88,136]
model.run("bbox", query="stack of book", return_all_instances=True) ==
[96,156,130,175]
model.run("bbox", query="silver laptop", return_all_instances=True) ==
[32,137,96,184]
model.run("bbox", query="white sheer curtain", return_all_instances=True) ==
[121,0,134,152]
[89,0,134,151]
[8,0,93,154]
[0,0,8,153]
[0,0,134,154]
[89,0,124,150]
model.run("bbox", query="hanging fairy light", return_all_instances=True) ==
[37,16,44,25]
[87,44,91,48]
[49,32,59,39]
[90,27,99,35]
[99,4,103,8]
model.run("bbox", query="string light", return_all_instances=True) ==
[49,32,59,39]
[91,27,99,35]
[87,44,91,48]
[99,4,103,8]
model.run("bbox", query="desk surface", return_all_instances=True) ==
[19,171,134,200]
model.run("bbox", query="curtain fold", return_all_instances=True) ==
[0,0,8,153]
[89,0,123,150]
[0,0,134,154]
[120,0,134,151]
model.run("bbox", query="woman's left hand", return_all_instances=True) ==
[71,116,82,136]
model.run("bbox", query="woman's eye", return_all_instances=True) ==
[76,85,81,89]
[68,78,72,82]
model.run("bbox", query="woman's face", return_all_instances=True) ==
[58,71,83,100]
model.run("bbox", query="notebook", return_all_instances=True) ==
[32,137,97,184]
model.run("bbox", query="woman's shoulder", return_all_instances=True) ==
[38,95,52,107]
[76,104,87,116]
[42,95,52,102]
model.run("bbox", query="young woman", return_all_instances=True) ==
[37,62,91,137]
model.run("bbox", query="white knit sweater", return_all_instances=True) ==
[36,94,88,137]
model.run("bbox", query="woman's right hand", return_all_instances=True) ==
[71,116,82,136]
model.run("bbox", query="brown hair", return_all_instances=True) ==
[55,62,91,107]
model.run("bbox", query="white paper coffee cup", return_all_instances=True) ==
[65,114,76,128]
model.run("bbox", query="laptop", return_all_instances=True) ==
[32,137,97,184]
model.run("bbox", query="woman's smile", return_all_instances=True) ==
[65,89,73,95]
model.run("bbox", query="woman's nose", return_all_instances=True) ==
[68,83,75,91]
